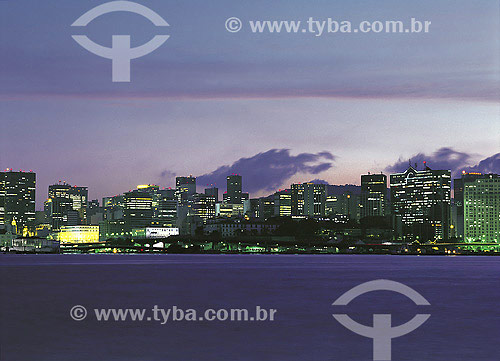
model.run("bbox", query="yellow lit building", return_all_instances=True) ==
[56,225,99,244]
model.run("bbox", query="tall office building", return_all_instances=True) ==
[329,192,361,221]
[176,176,196,204]
[45,183,88,231]
[123,190,153,230]
[102,194,124,220]
[190,193,216,221]
[463,174,500,243]
[259,195,275,220]
[225,174,243,204]
[291,183,326,217]
[100,190,153,239]
[390,165,451,242]
[274,189,292,217]
[204,187,219,203]
[453,172,487,241]
[0,170,36,235]
[360,173,387,218]
[153,188,177,227]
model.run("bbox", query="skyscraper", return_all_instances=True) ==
[390,165,451,242]
[291,183,326,217]
[45,183,88,231]
[123,190,153,230]
[204,187,219,203]
[176,176,196,204]
[453,172,487,241]
[463,174,500,243]
[273,189,292,217]
[153,188,177,227]
[360,173,387,218]
[190,193,216,221]
[225,174,242,204]
[100,190,153,240]
[0,170,36,235]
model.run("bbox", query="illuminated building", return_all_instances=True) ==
[123,191,153,229]
[360,173,387,218]
[244,198,260,218]
[153,189,177,227]
[103,194,124,220]
[259,195,275,220]
[453,172,488,241]
[100,190,154,239]
[331,192,361,221]
[190,193,216,220]
[224,174,243,204]
[45,182,88,230]
[204,219,278,238]
[56,225,99,243]
[131,227,179,239]
[463,174,500,243]
[135,185,177,227]
[390,165,451,241]
[291,183,326,217]
[204,187,219,203]
[87,199,100,218]
[274,189,292,217]
[216,203,244,217]
[325,195,338,216]
[176,176,196,204]
[0,169,36,235]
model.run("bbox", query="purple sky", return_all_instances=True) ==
[0,0,499,209]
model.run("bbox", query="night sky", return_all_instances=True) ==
[1,0,498,208]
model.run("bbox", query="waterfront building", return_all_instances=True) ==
[224,174,243,204]
[273,189,292,217]
[360,173,387,218]
[176,176,196,204]
[454,172,490,241]
[463,174,500,243]
[56,225,100,243]
[291,183,326,217]
[131,227,179,239]
[390,165,451,241]
[0,169,36,235]
[204,187,219,203]
[190,193,216,221]
[45,182,88,230]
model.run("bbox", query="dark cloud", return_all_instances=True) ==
[462,153,500,174]
[197,149,335,193]
[386,147,500,177]
[159,170,176,182]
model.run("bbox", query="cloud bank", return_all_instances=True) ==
[386,147,500,177]
[197,149,335,193]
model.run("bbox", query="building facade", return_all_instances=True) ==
[0,170,36,235]
[463,174,499,243]
[291,183,326,217]
[360,173,387,218]
[45,183,88,231]
[390,166,451,242]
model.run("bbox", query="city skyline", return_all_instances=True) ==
[2,165,499,243]
[2,147,499,210]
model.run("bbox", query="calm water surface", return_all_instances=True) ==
[1,254,499,361]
